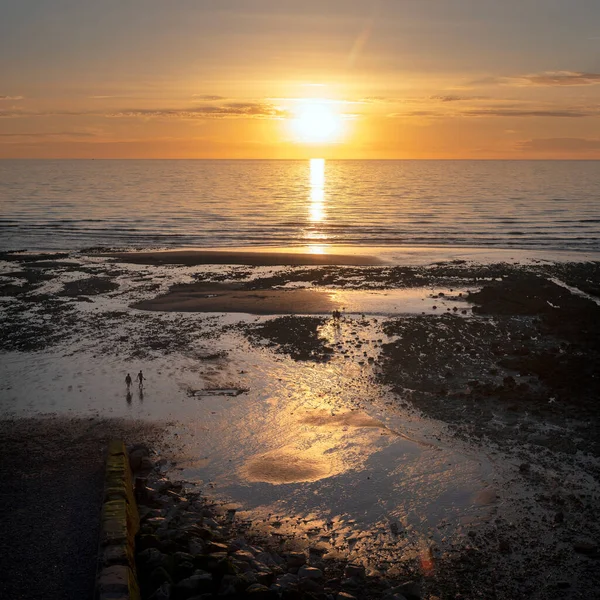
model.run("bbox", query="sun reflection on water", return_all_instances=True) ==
[309,158,326,225]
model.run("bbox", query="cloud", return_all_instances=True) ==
[192,95,227,101]
[517,71,600,86]
[462,108,590,118]
[109,102,287,119]
[0,102,287,120]
[0,95,23,101]
[389,106,593,119]
[429,95,486,102]
[518,137,600,152]
[472,71,600,87]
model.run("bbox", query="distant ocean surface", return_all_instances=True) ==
[1,159,599,253]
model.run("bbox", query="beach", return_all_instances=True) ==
[1,246,599,598]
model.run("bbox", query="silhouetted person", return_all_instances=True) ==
[125,373,132,388]
[137,370,145,387]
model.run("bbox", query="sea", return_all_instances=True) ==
[0,159,599,253]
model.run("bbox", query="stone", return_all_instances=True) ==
[149,582,172,600]
[573,541,598,555]
[174,571,213,597]
[150,567,173,589]
[286,551,306,567]
[337,594,357,600]
[206,541,228,554]
[138,548,168,572]
[298,577,323,593]
[298,566,323,580]
[188,539,206,555]
[246,583,275,597]
[343,564,365,579]
[173,561,195,582]
[276,573,299,589]
[391,581,421,600]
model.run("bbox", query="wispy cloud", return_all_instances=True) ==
[462,108,590,117]
[516,71,600,86]
[0,131,99,144]
[518,137,600,152]
[108,102,286,119]
[192,95,227,101]
[0,95,24,101]
[0,102,287,120]
[471,71,600,87]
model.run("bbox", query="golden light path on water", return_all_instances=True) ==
[307,158,327,248]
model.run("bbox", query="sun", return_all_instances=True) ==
[290,99,344,144]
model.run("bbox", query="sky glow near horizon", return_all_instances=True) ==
[1,0,600,158]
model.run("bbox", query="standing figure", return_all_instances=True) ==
[137,370,145,387]
[125,373,132,388]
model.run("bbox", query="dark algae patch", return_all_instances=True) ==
[60,276,119,296]
[242,316,334,362]
[379,272,600,456]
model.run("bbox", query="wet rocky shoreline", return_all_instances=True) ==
[1,250,600,599]
[132,446,423,600]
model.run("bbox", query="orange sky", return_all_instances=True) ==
[2,1,600,159]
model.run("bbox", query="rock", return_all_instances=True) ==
[256,571,275,587]
[129,446,150,471]
[337,593,357,600]
[298,566,323,580]
[138,548,168,573]
[390,580,421,600]
[232,549,255,562]
[206,541,228,554]
[148,582,172,600]
[173,561,195,582]
[499,539,511,554]
[276,573,299,589]
[309,543,329,556]
[217,574,237,596]
[343,564,365,579]
[341,577,360,589]
[286,551,306,568]
[573,541,598,555]
[174,571,213,598]
[174,551,195,564]
[246,583,277,598]
[554,511,565,524]
[189,538,206,555]
[298,577,323,593]
[150,567,173,589]
[519,462,531,474]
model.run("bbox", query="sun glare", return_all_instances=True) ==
[291,100,343,144]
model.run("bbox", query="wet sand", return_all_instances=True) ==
[134,283,338,314]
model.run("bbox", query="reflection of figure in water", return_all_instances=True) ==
[137,370,145,388]
[138,387,144,402]
[125,373,132,388]
[126,390,132,404]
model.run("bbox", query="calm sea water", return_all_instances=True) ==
[0,159,599,252]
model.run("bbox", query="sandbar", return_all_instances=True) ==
[135,283,337,314]
[108,249,384,266]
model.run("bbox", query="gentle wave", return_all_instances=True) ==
[0,159,599,252]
